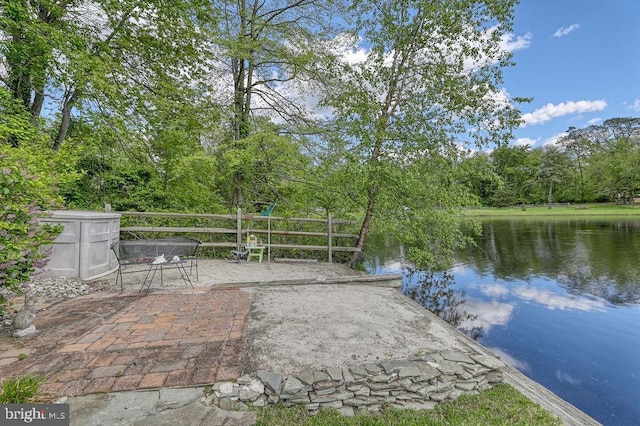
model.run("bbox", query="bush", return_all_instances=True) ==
[0,145,66,314]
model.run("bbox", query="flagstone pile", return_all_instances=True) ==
[204,350,506,416]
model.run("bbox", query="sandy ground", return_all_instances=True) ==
[244,284,470,375]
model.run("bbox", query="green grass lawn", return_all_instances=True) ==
[255,384,562,426]
[464,202,640,217]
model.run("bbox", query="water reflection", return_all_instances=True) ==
[403,269,477,334]
[459,218,640,305]
[363,219,640,424]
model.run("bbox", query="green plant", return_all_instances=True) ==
[0,145,65,315]
[0,375,44,403]
[17,353,27,361]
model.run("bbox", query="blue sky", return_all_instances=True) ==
[504,0,640,148]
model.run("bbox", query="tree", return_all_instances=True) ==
[323,0,523,267]
[0,88,79,314]
[560,126,596,202]
[204,0,346,207]
[532,146,572,208]
[490,145,534,206]
[576,118,640,203]
[1,0,215,149]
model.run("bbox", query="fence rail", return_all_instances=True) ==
[116,208,360,262]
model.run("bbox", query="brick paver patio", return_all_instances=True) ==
[0,287,251,398]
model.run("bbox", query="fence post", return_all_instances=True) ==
[236,207,242,250]
[328,213,333,263]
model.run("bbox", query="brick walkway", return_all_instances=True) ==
[0,287,251,398]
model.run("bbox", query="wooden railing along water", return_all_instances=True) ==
[117,208,360,263]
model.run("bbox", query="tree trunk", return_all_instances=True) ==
[349,141,382,267]
[54,89,79,150]
[547,180,554,209]
[349,180,377,268]
[30,88,45,124]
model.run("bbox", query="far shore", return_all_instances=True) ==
[464,202,640,217]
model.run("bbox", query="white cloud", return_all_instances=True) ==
[514,137,537,147]
[513,286,606,312]
[481,283,510,297]
[587,117,602,125]
[542,132,568,147]
[632,99,640,112]
[500,32,532,53]
[460,298,515,332]
[552,24,580,38]
[487,347,530,372]
[520,100,607,127]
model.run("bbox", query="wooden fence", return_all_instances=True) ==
[116,208,360,263]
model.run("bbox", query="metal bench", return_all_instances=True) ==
[111,237,201,293]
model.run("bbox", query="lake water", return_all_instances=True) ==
[364,218,640,425]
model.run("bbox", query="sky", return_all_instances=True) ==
[503,0,640,148]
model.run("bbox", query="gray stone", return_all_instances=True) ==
[12,292,37,330]
[305,402,320,410]
[354,386,370,397]
[365,363,383,374]
[471,354,506,369]
[429,390,453,402]
[157,388,204,411]
[215,382,239,399]
[486,370,504,383]
[463,364,490,377]
[337,406,355,417]
[320,401,343,409]
[251,395,268,407]
[314,380,339,391]
[349,366,368,378]
[380,360,417,374]
[12,324,36,337]
[236,375,252,385]
[309,392,342,403]
[326,367,343,381]
[343,397,378,407]
[315,387,337,396]
[440,351,475,364]
[394,392,422,400]
[365,382,402,391]
[249,379,265,394]
[434,360,465,376]
[342,369,355,384]
[238,389,261,402]
[398,365,422,378]
[370,390,389,397]
[413,363,441,382]
[454,380,478,391]
[282,376,307,396]
[313,370,330,382]
[369,374,394,383]
[218,398,248,411]
[297,369,315,386]
[257,371,284,394]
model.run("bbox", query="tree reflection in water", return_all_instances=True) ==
[403,268,482,340]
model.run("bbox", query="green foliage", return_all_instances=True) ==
[0,144,70,313]
[0,375,45,404]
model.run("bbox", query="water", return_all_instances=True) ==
[364,218,640,425]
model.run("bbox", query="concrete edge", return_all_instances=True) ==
[207,273,403,290]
